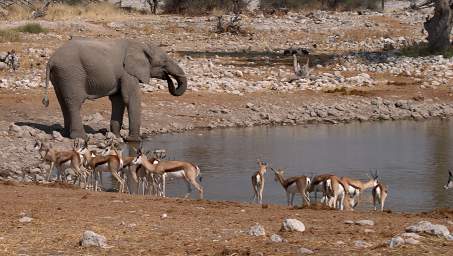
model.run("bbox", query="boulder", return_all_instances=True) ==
[248,224,265,236]
[355,220,374,226]
[281,219,305,232]
[388,236,405,248]
[406,221,450,237]
[80,230,108,248]
[270,234,284,243]
[296,247,314,255]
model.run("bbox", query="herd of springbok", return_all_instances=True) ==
[251,160,388,211]
[34,138,203,199]
[33,138,453,211]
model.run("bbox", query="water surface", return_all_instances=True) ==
[141,119,453,212]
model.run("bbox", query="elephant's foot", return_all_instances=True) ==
[110,122,122,137]
[69,130,86,140]
[125,135,141,142]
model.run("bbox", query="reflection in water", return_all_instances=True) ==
[137,119,453,212]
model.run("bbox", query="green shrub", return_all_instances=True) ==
[15,23,47,34]
[399,43,453,58]
[0,29,20,42]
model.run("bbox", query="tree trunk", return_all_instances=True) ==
[424,0,453,52]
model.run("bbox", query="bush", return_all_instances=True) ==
[15,23,47,34]
[0,29,20,42]
[259,0,382,11]
[260,0,318,10]
[163,0,249,15]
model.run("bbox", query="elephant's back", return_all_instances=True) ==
[52,39,124,61]
[49,39,126,97]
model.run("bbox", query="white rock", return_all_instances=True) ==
[406,221,450,237]
[281,219,305,232]
[248,224,265,236]
[400,232,422,239]
[234,70,244,77]
[270,234,284,243]
[388,236,405,248]
[52,131,64,141]
[296,247,314,255]
[404,237,419,245]
[19,216,33,223]
[80,230,108,248]
[161,213,168,219]
[354,240,371,248]
[355,220,374,226]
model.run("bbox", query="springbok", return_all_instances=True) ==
[444,171,453,190]
[80,141,125,192]
[324,175,350,210]
[372,182,388,211]
[308,173,335,203]
[271,168,311,207]
[35,139,87,184]
[132,149,203,199]
[340,171,379,209]
[251,160,267,204]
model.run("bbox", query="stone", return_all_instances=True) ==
[354,240,371,249]
[270,234,284,243]
[281,219,305,232]
[18,216,33,223]
[248,224,265,236]
[406,221,450,237]
[234,70,244,77]
[296,247,314,255]
[0,62,7,70]
[355,220,374,226]
[404,237,419,245]
[388,236,405,248]
[400,232,422,239]
[80,230,108,248]
[9,123,22,134]
[344,220,354,224]
[52,131,64,141]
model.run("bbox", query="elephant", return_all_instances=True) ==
[42,38,187,141]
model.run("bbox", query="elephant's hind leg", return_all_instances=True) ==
[109,94,125,137]
[54,84,71,136]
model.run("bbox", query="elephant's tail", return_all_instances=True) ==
[42,61,50,107]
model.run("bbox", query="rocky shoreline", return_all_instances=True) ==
[1,89,453,183]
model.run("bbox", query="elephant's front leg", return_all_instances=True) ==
[109,94,125,137]
[66,97,86,139]
[121,74,142,142]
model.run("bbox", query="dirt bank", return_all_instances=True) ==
[0,182,452,255]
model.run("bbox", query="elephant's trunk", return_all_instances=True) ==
[165,61,187,96]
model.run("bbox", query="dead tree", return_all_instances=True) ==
[412,0,453,52]
[146,0,159,14]
[425,0,453,52]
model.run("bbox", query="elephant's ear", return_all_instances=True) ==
[124,43,151,83]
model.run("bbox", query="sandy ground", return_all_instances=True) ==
[1,3,453,255]
[0,182,452,255]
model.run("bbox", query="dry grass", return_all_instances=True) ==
[0,29,20,43]
[45,3,128,21]
[3,3,131,21]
